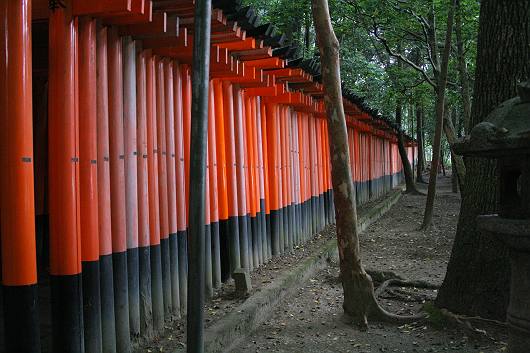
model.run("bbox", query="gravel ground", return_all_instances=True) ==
[231,176,509,353]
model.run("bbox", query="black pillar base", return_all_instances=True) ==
[82,260,103,353]
[127,247,140,337]
[150,244,164,332]
[177,231,188,315]
[3,284,41,353]
[169,233,180,318]
[100,254,117,353]
[138,245,153,337]
[51,273,84,353]
[160,237,172,318]
[112,251,131,353]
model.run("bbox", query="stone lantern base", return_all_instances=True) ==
[478,215,530,353]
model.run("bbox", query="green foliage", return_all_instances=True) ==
[243,0,480,154]
[244,0,314,57]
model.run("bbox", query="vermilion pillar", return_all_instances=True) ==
[233,86,250,269]
[173,62,188,314]
[122,35,140,337]
[244,95,258,268]
[79,17,102,353]
[164,60,180,315]
[182,65,191,229]
[213,80,231,279]
[309,115,317,235]
[207,83,222,288]
[135,50,153,336]
[146,51,164,332]
[301,113,311,239]
[260,101,272,259]
[324,120,332,224]
[107,27,131,353]
[249,96,262,266]
[96,24,117,353]
[279,107,290,250]
[255,97,268,262]
[221,81,241,272]
[290,112,300,245]
[265,103,281,255]
[319,119,325,227]
[0,1,40,352]
[285,108,294,248]
[48,3,83,352]
[240,90,254,270]
[155,57,172,317]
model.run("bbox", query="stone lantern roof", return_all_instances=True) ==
[454,81,530,158]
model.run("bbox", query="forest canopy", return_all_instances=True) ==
[244,0,480,161]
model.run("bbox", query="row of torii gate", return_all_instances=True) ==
[0,0,416,352]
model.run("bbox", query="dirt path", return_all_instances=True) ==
[232,176,508,353]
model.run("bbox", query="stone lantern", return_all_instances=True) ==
[454,81,530,353]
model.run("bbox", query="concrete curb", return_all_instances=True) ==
[187,188,403,353]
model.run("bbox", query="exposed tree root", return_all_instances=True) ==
[380,288,432,303]
[365,269,405,282]
[342,272,428,330]
[437,308,507,341]
[375,278,440,297]
[439,309,507,328]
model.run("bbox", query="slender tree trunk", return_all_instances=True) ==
[416,105,426,183]
[436,0,530,320]
[421,0,456,230]
[311,0,423,327]
[443,110,466,187]
[451,107,463,193]
[448,109,460,193]
[455,0,472,133]
[451,154,458,193]
[440,150,446,177]
[311,0,372,327]
[396,101,420,194]
[409,105,416,180]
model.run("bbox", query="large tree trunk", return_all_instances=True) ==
[421,0,456,230]
[436,0,530,320]
[396,102,420,194]
[415,105,426,182]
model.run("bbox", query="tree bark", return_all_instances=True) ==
[311,0,424,327]
[442,110,465,187]
[448,108,461,193]
[451,154,458,193]
[455,0,472,133]
[440,150,446,177]
[421,0,456,230]
[396,102,420,194]
[311,0,372,327]
[416,105,426,182]
[436,0,530,320]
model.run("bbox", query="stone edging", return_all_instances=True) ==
[188,188,403,353]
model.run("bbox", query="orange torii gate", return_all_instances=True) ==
[0,0,417,352]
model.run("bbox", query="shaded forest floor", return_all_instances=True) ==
[232,175,509,353]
